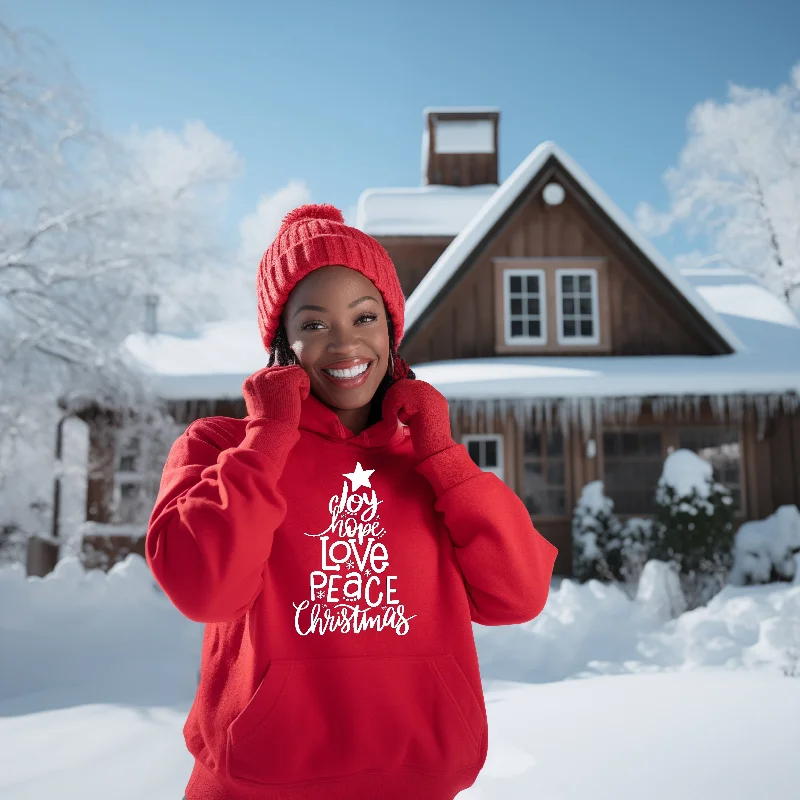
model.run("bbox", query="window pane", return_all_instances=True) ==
[524,431,542,455]
[563,298,575,314]
[509,275,521,293]
[467,440,481,464]
[510,297,522,314]
[547,461,565,485]
[579,275,592,293]
[678,426,741,503]
[621,432,640,456]
[527,320,541,337]
[580,319,593,337]
[485,439,498,466]
[602,430,664,514]
[511,320,523,336]
[561,275,574,292]
[579,298,592,315]
[527,297,540,315]
[547,430,564,456]
[564,320,576,337]
[526,275,539,293]
[642,432,662,455]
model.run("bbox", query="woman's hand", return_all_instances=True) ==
[242,365,310,426]
[382,378,455,460]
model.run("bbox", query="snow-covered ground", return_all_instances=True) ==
[2,556,799,799]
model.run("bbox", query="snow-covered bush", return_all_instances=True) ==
[649,449,736,606]
[572,482,652,589]
[729,505,800,585]
[572,481,623,581]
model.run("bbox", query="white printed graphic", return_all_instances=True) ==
[293,462,417,636]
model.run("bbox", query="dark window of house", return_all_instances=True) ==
[522,428,567,516]
[464,435,503,479]
[505,270,545,343]
[602,429,664,514]
[558,270,598,343]
[678,426,742,510]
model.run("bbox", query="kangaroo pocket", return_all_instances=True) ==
[226,654,485,785]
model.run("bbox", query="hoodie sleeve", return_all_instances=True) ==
[145,416,299,624]
[415,442,558,626]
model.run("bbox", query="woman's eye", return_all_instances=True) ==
[300,313,376,332]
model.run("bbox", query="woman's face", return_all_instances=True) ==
[282,265,390,414]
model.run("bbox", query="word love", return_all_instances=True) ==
[310,535,397,605]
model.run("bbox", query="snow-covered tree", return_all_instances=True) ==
[0,22,244,557]
[573,480,652,593]
[650,449,736,606]
[636,62,800,308]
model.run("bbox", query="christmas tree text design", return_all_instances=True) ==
[293,462,417,636]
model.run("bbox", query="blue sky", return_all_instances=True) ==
[3,0,799,259]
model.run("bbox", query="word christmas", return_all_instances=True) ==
[293,462,416,636]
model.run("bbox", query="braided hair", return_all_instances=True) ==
[267,315,415,427]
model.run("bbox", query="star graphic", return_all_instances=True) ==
[343,461,375,491]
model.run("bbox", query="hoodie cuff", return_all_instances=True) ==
[240,418,301,472]
[415,442,484,498]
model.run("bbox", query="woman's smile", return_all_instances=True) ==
[320,358,375,389]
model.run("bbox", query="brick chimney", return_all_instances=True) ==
[422,107,499,187]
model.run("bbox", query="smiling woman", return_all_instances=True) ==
[146,203,557,800]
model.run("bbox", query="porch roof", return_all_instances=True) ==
[410,354,800,401]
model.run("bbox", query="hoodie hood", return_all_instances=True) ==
[298,391,407,448]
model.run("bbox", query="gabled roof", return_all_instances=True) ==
[403,141,745,353]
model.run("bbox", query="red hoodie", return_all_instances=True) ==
[146,391,557,800]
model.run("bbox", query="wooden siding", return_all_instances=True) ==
[400,164,727,364]
[376,236,452,298]
[745,409,800,519]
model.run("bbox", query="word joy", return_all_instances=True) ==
[305,479,386,546]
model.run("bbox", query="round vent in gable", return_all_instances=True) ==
[543,182,565,205]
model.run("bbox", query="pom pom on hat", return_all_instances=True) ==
[281,203,344,227]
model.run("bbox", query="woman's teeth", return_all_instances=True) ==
[323,362,370,379]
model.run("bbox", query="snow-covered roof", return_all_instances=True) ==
[124,317,265,400]
[410,355,800,402]
[356,184,497,237]
[680,268,800,354]
[404,141,746,353]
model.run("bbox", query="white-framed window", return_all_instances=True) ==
[556,268,599,345]
[462,434,504,481]
[503,268,547,345]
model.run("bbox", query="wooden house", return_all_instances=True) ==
[38,108,800,577]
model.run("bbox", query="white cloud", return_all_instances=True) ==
[238,180,312,268]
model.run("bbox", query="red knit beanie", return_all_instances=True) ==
[256,204,411,380]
